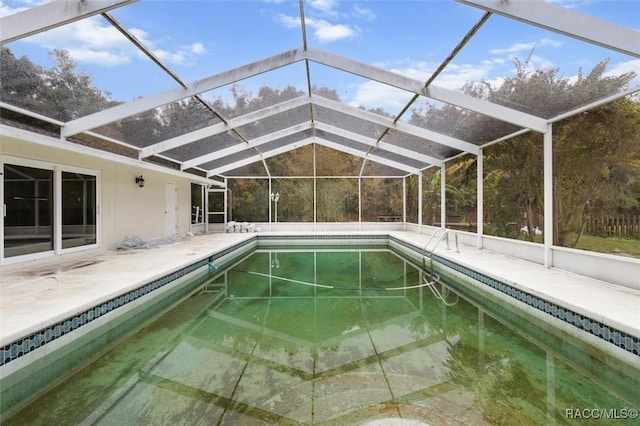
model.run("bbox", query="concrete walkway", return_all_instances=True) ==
[0,233,252,347]
[1,231,638,352]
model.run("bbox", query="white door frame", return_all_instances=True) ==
[165,182,178,236]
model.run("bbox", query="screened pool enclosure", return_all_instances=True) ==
[1,0,639,271]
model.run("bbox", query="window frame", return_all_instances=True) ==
[1,156,101,265]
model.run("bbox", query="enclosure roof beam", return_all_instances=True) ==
[305,49,548,133]
[207,132,418,177]
[457,0,640,58]
[140,95,309,158]
[311,95,479,155]
[187,118,436,173]
[182,121,312,170]
[0,0,137,44]
[314,122,443,168]
[62,48,306,137]
[315,138,418,175]
[207,138,315,176]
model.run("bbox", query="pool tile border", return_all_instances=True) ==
[1,258,207,367]
[388,235,640,357]
[3,233,637,367]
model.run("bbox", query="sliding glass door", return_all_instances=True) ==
[3,164,54,258]
[62,171,97,249]
[2,158,100,263]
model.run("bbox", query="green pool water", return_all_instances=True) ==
[5,248,639,425]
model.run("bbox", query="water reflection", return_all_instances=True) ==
[6,249,638,425]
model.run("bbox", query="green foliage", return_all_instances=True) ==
[418,56,640,248]
[553,98,640,246]
[1,47,112,121]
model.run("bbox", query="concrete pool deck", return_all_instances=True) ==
[1,231,639,356]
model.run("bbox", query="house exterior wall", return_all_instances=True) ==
[1,134,193,252]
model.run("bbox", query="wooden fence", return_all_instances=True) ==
[585,215,640,238]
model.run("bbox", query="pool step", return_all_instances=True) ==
[200,283,226,293]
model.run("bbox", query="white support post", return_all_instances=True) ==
[418,171,423,234]
[268,178,273,232]
[544,124,553,268]
[440,163,446,229]
[204,188,209,234]
[402,177,407,228]
[358,177,362,231]
[313,144,317,231]
[225,177,229,223]
[477,149,483,249]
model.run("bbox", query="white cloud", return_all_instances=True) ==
[275,13,300,28]
[276,13,359,43]
[191,43,206,55]
[0,0,47,17]
[306,17,359,43]
[348,57,506,112]
[349,81,413,111]
[352,5,375,20]
[347,34,570,111]
[65,48,130,66]
[153,48,186,65]
[14,14,205,67]
[605,58,640,86]
[489,38,563,56]
[308,0,338,13]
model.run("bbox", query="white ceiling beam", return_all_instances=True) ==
[62,48,306,137]
[207,154,263,177]
[457,0,640,58]
[1,0,137,44]
[306,49,548,133]
[140,95,309,158]
[314,122,443,167]
[207,138,314,176]
[315,138,418,174]
[311,95,479,155]
[1,123,219,186]
[182,121,312,170]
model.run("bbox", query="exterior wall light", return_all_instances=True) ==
[135,175,145,188]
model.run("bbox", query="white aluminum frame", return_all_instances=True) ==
[0,155,101,265]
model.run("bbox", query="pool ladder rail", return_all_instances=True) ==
[200,263,227,298]
[422,229,460,306]
[422,272,459,306]
[422,228,460,271]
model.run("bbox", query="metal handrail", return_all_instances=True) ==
[423,273,459,306]
[422,228,460,270]
[422,228,445,264]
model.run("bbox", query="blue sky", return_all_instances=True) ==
[2,0,639,116]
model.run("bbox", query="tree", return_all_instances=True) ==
[0,46,45,113]
[414,56,638,247]
[0,47,112,122]
[41,49,112,121]
[553,98,640,246]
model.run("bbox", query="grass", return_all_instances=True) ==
[574,235,640,258]
[492,231,640,259]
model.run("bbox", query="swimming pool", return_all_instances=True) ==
[4,245,639,425]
